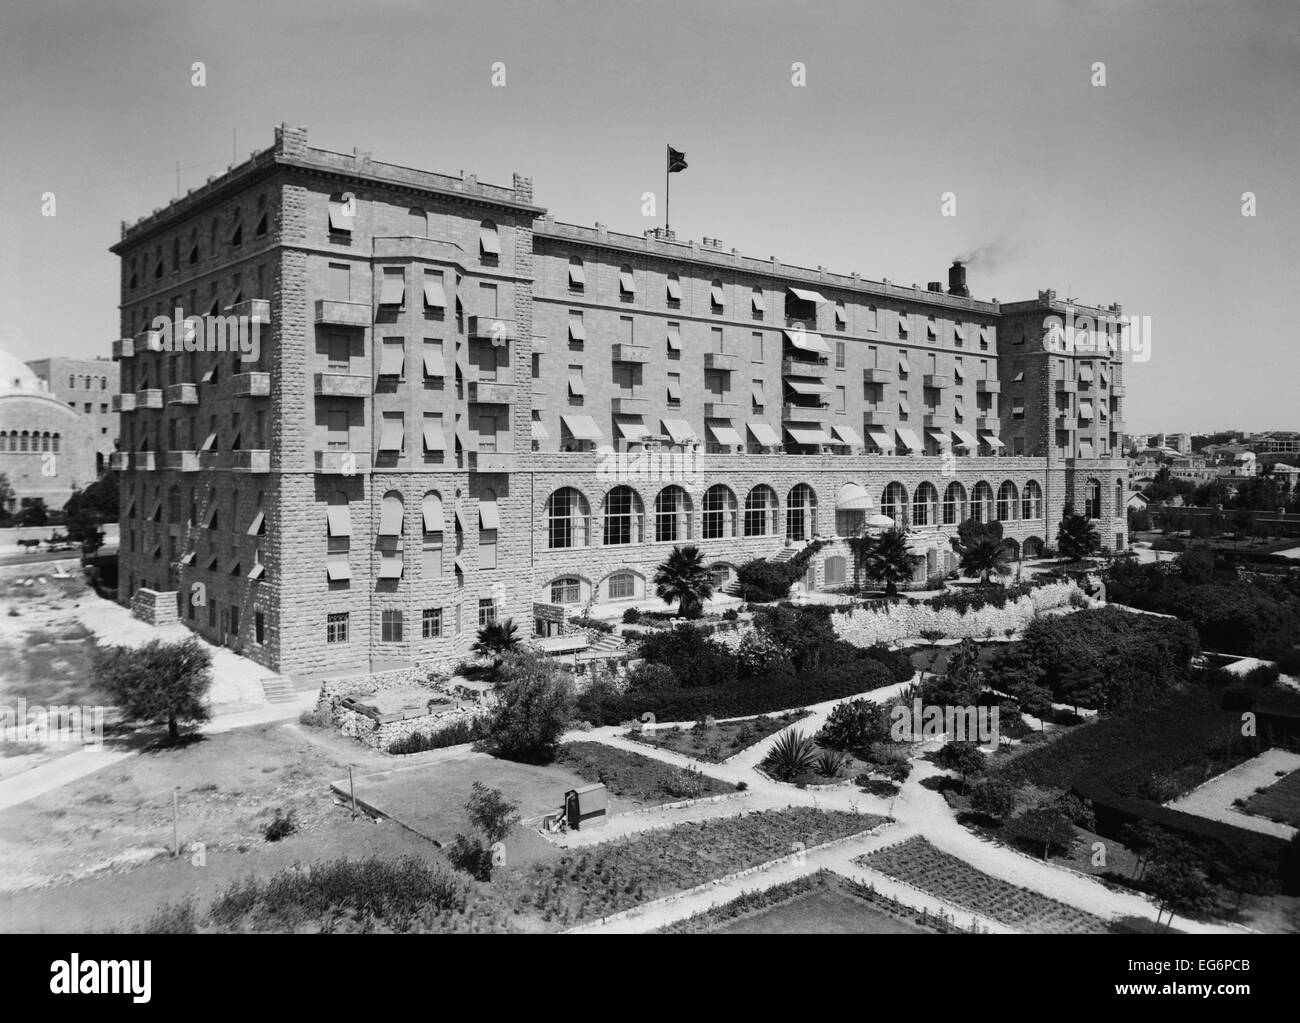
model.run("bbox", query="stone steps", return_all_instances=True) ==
[259,675,299,705]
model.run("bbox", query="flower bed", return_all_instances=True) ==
[555,742,735,804]
[857,836,1111,933]
[624,711,808,763]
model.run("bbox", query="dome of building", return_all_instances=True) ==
[0,350,45,395]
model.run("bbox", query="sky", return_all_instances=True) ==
[2,0,1297,434]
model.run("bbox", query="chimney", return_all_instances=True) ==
[927,281,943,293]
[947,260,968,297]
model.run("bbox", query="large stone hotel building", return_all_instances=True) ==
[110,125,1129,680]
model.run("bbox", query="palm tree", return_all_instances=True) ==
[1056,505,1101,562]
[863,527,921,597]
[958,538,1013,585]
[473,618,520,663]
[653,544,715,618]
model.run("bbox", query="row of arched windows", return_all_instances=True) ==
[0,431,61,453]
[542,478,1050,550]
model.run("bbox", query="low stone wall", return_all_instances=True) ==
[831,581,1085,647]
[130,588,179,626]
[316,665,442,701]
[335,701,490,751]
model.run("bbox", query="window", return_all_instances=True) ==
[381,610,403,642]
[379,267,405,306]
[603,485,641,545]
[666,272,682,306]
[751,287,765,319]
[654,486,690,543]
[835,341,846,369]
[667,372,681,407]
[702,484,736,539]
[546,487,588,549]
[972,481,994,523]
[567,364,584,405]
[785,484,816,541]
[881,482,908,524]
[422,607,443,639]
[744,486,776,537]
[996,480,1018,521]
[824,556,846,586]
[326,612,349,643]
[943,482,966,525]
[709,564,731,591]
[898,312,909,338]
[835,301,847,329]
[752,378,765,410]
[478,599,497,627]
[619,265,635,300]
[479,221,500,263]
[1022,480,1043,519]
[1084,477,1102,519]
[608,572,636,600]
[567,310,585,348]
[752,331,764,363]
[568,256,585,291]
[550,577,581,604]
[709,280,725,312]
[913,482,938,526]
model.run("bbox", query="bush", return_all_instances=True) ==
[483,650,575,764]
[815,699,889,754]
[624,662,680,697]
[1243,663,1282,687]
[665,766,707,800]
[969,778,1017,821]
[722,607,739,621]
[863,642,917,685]
[299,705,333,729]
[763,729,817,781]
[570,615,615,635]
[735,558,796,602]
[622,607,642,624]
[814,749,848,779]
[387,716,489,755]
[638,625,738,687]
[264,808,298,842]
[1221,683,1256,711]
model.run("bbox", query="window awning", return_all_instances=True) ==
[1078,402,1094,419]
[666,380,681,403]
[748,422,780,446]
[454,507,469,533]
[750,384,765,406]
[568,315,586,341]
[615,417,650,441]
[898,354,909,373]
[786,378,830,395]
[201,432,217,452]
[785,425,832,446]
[787,287,826,304]
[204,502,218,527]
[568,262,585,287]
[953,366,964,382]
[378,499,403,536]
[836,482,872,510]
[423,348,446,377]
[423,279,446,308]
[953,429,979,449]
[379,275,405,306]
[666,277,682,301]
[530,420,549,440]
[898,314,909,332]
[896,427,924,452]
[709,283,726,306]
[422,420,446,451]
[1078,439,1095,458]
[1012,404,1026,415]
[979,431,1005,449]
[422,493,444,532]
[706,420,742,446]
[247,510,264,536]
[954,323,965,340]
[479,497,500,530]
[783,328,830,355]
[180,550,195,565]
[375,417,403,451]
[248,563,265,581]
[831,424,863,447]
[1078,364,1094,382]
[567,374,585,396]
[326,557,351,581]
[561,414,602,441]
[619,269,635,294]
[751,290,766,312]
[927,321,937,337]
[865,426,894,449]
[479,226,501,256]
[662,418,699,445]
[379,344,405,376]
[328,202,352,232]
[926,428,950,448]
[327,505,352,537]
[379,556,404,580]
[1012,371,1024,382]
[898,399,910,415]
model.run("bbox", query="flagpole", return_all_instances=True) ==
[665,144,670,235]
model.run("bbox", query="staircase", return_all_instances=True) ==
[259,675,299,705]
[770,547,799,565]
[587,631,626,656]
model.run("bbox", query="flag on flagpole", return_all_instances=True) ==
[667,146,688,173]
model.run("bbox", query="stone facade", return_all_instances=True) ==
[26,356,120,472]
[109,124,1131,682]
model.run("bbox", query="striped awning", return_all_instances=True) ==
[836,483,872,510]
[895,428,924,452]
[785,425,832,446]
[787,287,826,304]
[748,422,780,447]
[831,424,863,447]
[783,328,830,355]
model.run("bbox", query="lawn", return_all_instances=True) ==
[663,870,946,934]
[624,711,808,763]
[857,836,1112,934]
[556,741,735,803]
[1241,767,1300,829]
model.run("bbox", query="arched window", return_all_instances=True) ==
[824,555,847,586]
[786,483,816,541]
[379,491,405,537]
[654,485,692,543]
[881,481,908,525]
[603,485,643,546]
[913,482,939,527]
[744,485,778,537]
[19,431,28,452]
[53,433,60,453]
[1084,477,1102,519]
[943,481,966,525]
[550,576,582,604]
[996,480,1018,521]
[607,571,636,600]
[545,487,589,549]
[1022,480,1043,520]
[702,484,737,539]
[1116,478,1124,517]
[972,481,994,523]
[1023,536,1044,559]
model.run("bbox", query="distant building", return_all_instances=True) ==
[0,350,99,515]
[1166,432,1190,454]
[1249,432,1300,455]
[26,356,120,473]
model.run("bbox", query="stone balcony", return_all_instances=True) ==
[782,403,831,422]
[111,393,136,413]
[923,413,950,427]
[1055,378,1078,392]
[108,451,130,471]
[314,372,370,398]
[134,451,158,471]
[134,329,165,353]
[784,357,831,377]
[704,401,740,418]
[226,298,271,325]
[861,367,893,384]
[1057,414,1079,430]
[1111,384,1126,397]
[923,374,952,389]
[704,352,739,372]
[165,383,198,405]
[231,371,271,397]
[976,416,1000,430]
[112,338,134,360]
[135,388,163,410]
[232,449,271,473]
[470,451,517,472]
[976,379,1001,393]
[611,343,651,364]
[316,450,370,475]
[530,389,549,409]
[315,299,371,327]
[611,395,651,415]
[467,315,515,342]
[863,410,892,425]
[165,450,201,472]
[468,380,515,405]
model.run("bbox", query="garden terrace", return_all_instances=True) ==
[555,742,736,803]
[625,711,809,763]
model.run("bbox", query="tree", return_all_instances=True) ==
[446,782,521,882]
[1056,505,1100,562]
[935,740,986,792]
[969,777,1017,821]
[652,544,715,618]
[483,649,575,764]
[862,527,921,597]
[472,618,520,677]
[1008,805,1076,860]
[12,498,48,527]
[1146,856,1215,930]
[1127,505,1152,533]
[0,473,14,521]
[64,471,120,549]
[957,538,1012,585]
[94,636,213,742]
